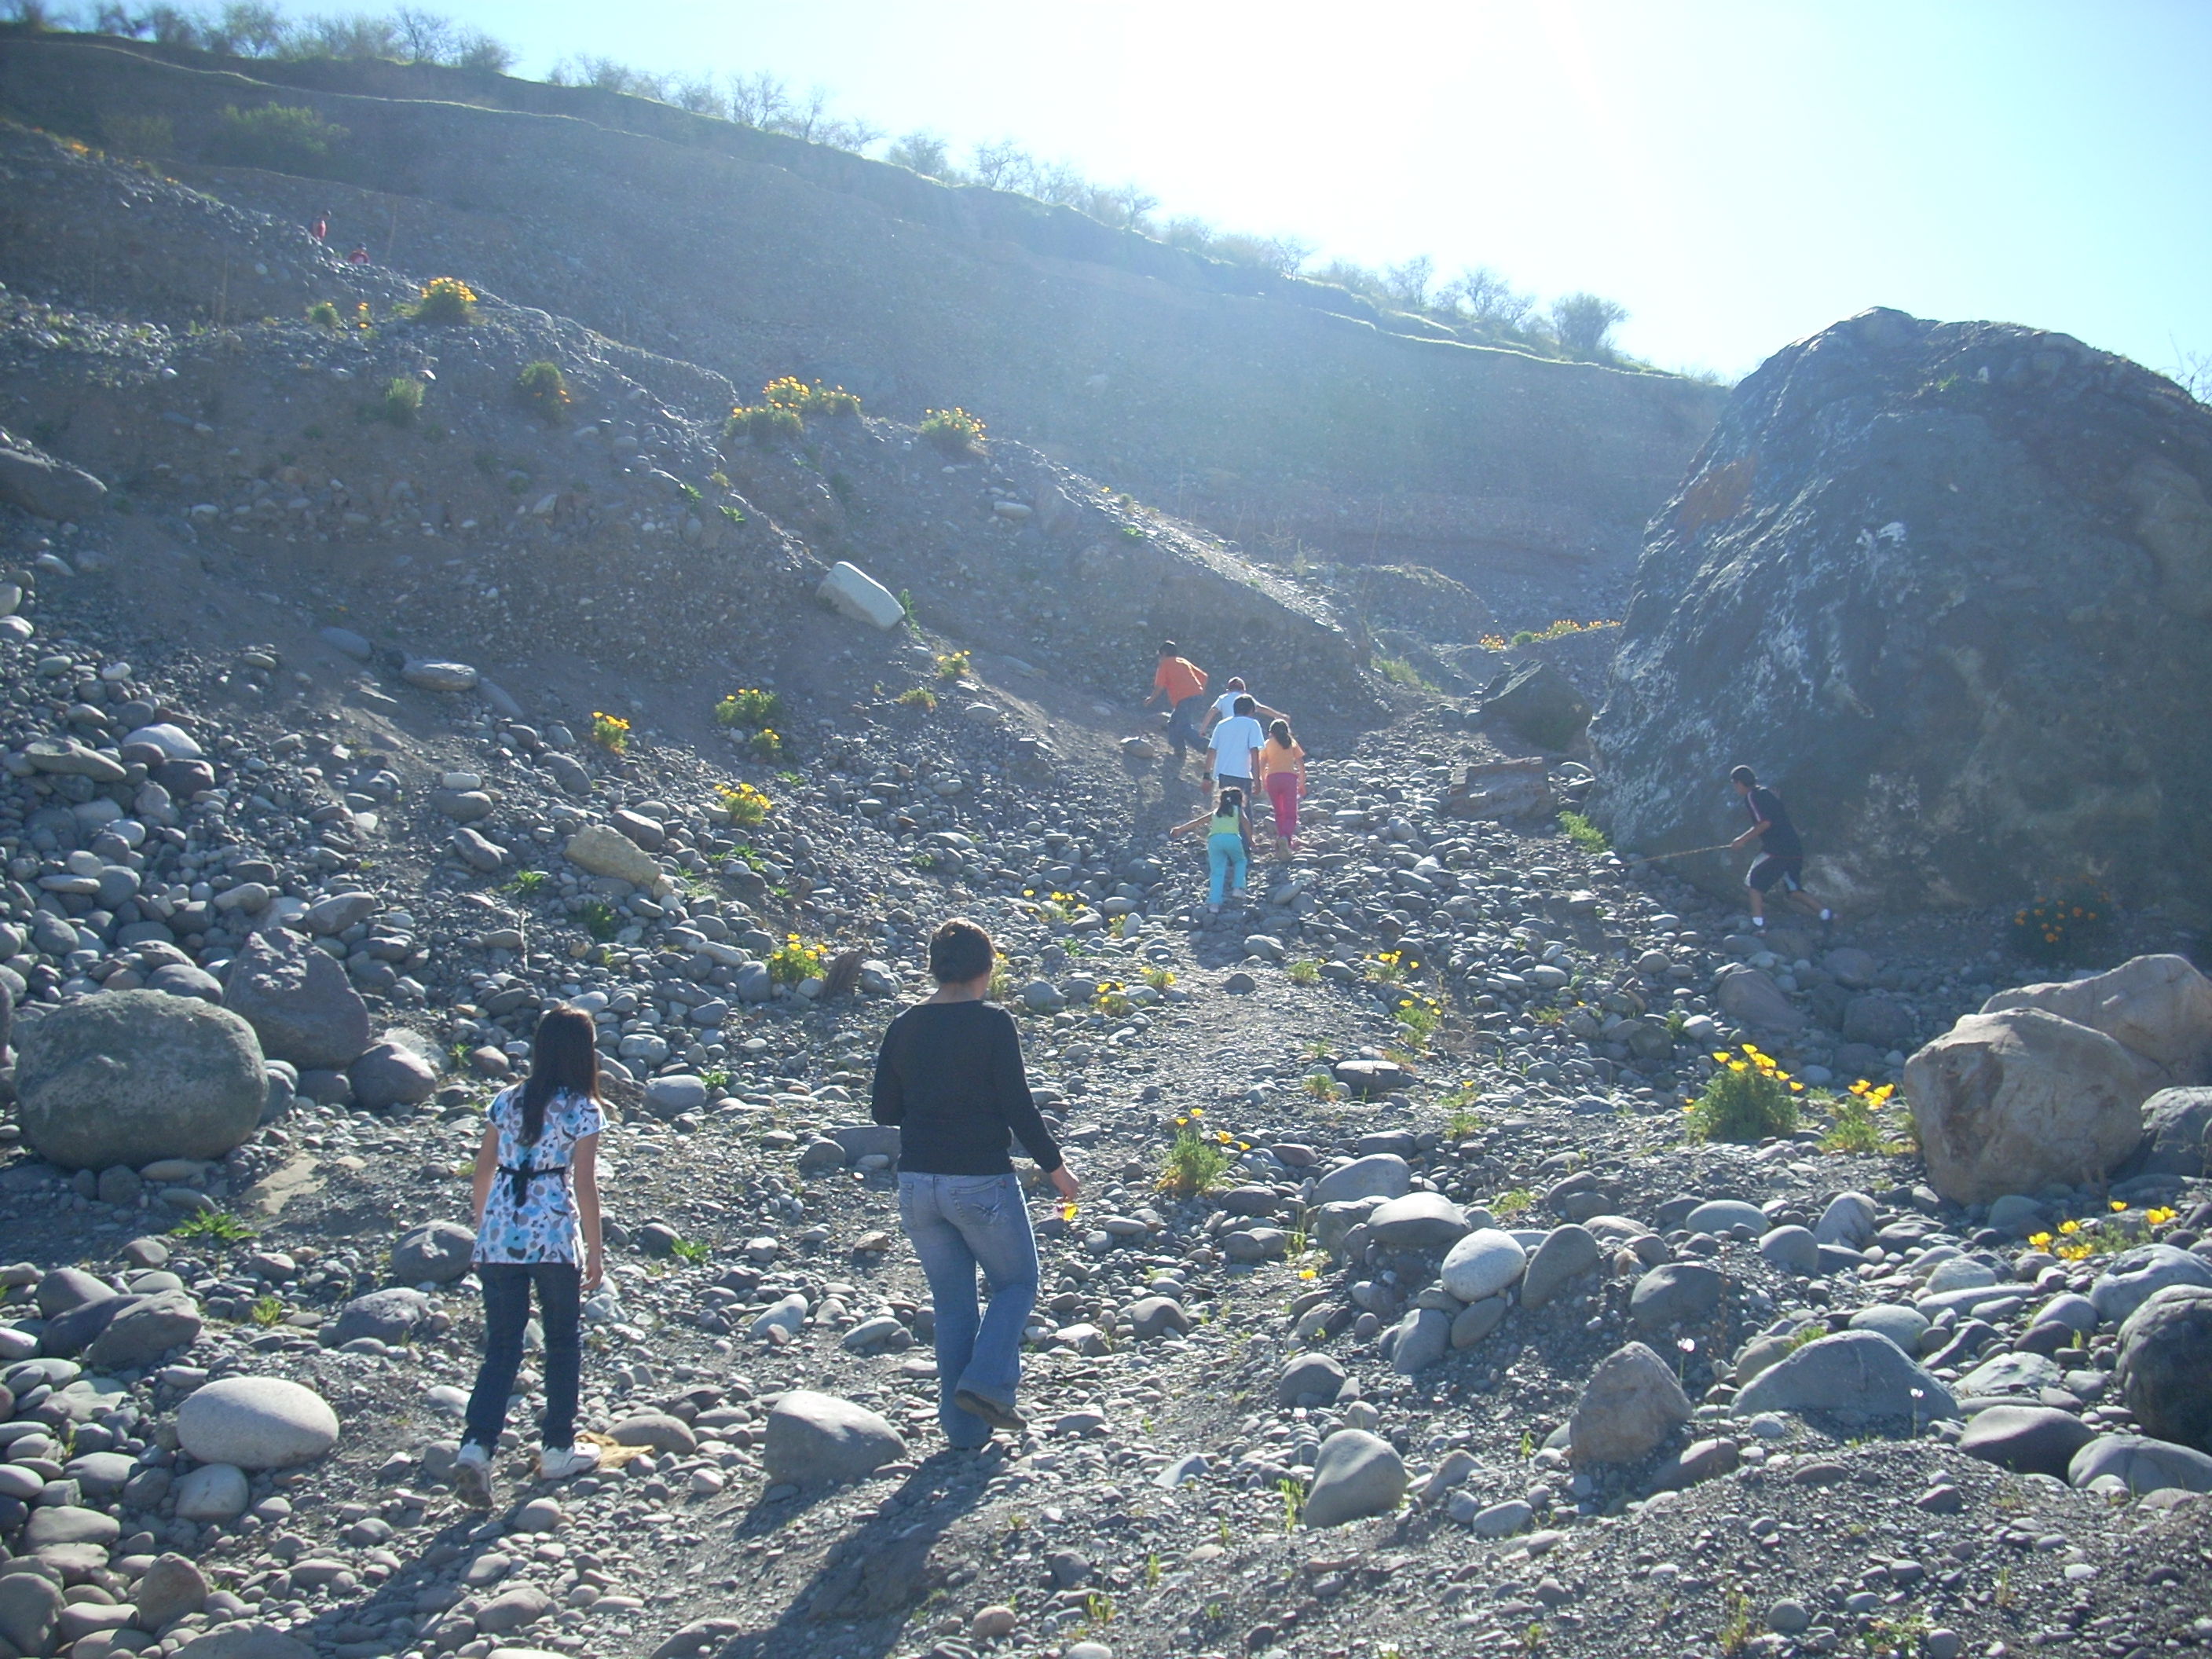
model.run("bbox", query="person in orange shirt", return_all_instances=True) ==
[1144,640,1208,768]
[1258,718,1306,855]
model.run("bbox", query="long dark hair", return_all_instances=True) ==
[518,1005,600,1145]
[1267,717,1295,748]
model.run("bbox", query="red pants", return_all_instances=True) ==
[1265,772,1300,840]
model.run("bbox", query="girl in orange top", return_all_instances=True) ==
[1258,719,1306,854]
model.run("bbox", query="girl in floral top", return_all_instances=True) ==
[456,1005,605,1507]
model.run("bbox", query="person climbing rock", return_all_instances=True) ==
[873,919,1078,1447]
[1170,784,1253,912]
[1145,641,1209,771]
[456,1005,606,1509]
[1728,764,1835,932]
[1258,716,1307,855]
[1201,675,1286,736]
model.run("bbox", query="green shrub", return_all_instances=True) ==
[1558,811,1608,853]
[207,103,347,171]
[102,112,174,158]
[580,899,619,941]
[172,1209,255,1242]
[918,406,986,454]
[762,375,861,416]
[380,377,423,426]
[715,687,784,727]
[306,300,340,329]
[2009,883,2113,964]
[1686,1043,1802,1143]
[1156,1118,1229,1196]
[515,360,571,421]
[725,403,804,445]
[409,276,476,324]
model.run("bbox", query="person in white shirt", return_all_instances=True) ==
[1207,695,1265,854]
[1201,676,1284,736]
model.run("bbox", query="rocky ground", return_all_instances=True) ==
[0,94,2207,1659]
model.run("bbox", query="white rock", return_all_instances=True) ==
[816,561,905,630]
[176,1376,339,1469]
[1439,1228,1529,1302]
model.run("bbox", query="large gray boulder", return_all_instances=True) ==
[177,1376,339,1468]
[1982,955,2212,1082]
[1956,1404,2097,1478]
[1568,1341,1692,1466]
[0,438,108,521]
[761,1390,905,1485]
[2067,1433,2212,1496]
[16,990,266,1170]
[2127,1087,2212,1177]
[350,1038,439,1109]
[2089,1243,2212,1326]
[1589,308,2212,917]
[83,1290,203,1369]
[221,927,372,1069]
[1903,1009,2163,1205]
[1301,1429,1407,1528]
[1479,659,1591,752]
[2114,1285,2212,1452]
[1731,1330,1957,1422]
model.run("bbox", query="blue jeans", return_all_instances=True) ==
[897,1171,1038,1448]
[1166,695,1207,756]
[1208,831,1248,905]
[463,1261,580,1452]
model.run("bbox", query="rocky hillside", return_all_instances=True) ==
[0,31,1723,606]
[0,36,2208,1659]
[1590,307,2212,925]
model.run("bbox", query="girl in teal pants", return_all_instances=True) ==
[1172,786,1251,911]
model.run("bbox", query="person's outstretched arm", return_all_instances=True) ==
[870,1019,906,1125]
[572,1135,603,1291]
[991,1010,1074,1199]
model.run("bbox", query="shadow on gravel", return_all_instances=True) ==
[704,1446,1002,1659]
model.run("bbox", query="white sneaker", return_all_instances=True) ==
[453,1441,493,1510]
[537,1444,598,1481]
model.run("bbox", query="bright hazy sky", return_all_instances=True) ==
[324,1,2211,381]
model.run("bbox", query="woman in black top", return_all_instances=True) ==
[873,918,1079,1445]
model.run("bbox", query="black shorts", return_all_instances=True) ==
[1747,854,1803,895]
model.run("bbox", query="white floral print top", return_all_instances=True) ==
[473,1086,602,1265]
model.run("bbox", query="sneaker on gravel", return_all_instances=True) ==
[538,1444,598,1481]
[953,1389,1027,1434]
[454,1441,494,1509]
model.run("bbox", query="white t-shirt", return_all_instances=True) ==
[1208,714,1265,779]
[1210,690,1246,723]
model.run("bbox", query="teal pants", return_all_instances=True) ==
[1208,832,1247,905]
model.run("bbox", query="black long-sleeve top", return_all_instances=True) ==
[870,1000,1063,1175]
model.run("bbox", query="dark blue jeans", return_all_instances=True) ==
[1166,695,1207,757]
[898,1172,1038,1448]
[463,1261,580,1452]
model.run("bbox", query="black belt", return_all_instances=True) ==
[499,1162,568,1208]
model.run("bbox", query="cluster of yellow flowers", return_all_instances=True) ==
[1848,1078,1896,1106]
[1708,1042,1806,1093]
[715,688,782,728]
[2030,1203,2181,1262]
[588,711,630,754]
[716,781,772,826]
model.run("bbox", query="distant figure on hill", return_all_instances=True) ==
[1144,641,1209,770]
[1200,674,1286,734]
[1727,764,1835,932]
[1258,717,1306,855]
[309,213,328,244]
[346,244,370,266]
